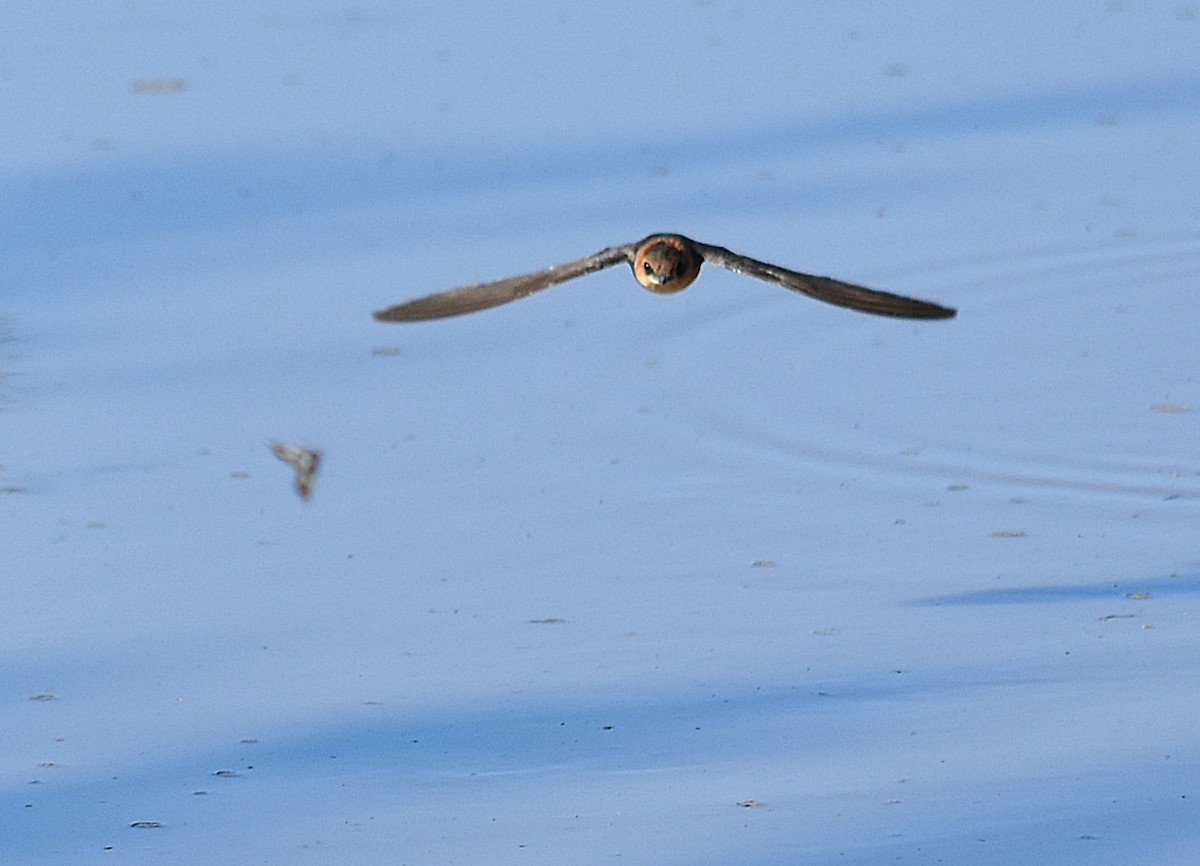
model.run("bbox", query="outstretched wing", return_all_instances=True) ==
[373,244,636,322]
[692,242,956,320]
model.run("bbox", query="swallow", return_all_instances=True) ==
[373,233,955,322]
[268,441,322,501]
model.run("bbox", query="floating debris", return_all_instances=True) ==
[131,77,187,94]
[268,442,321,500]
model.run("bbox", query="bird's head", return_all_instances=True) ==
[633,235,702,294]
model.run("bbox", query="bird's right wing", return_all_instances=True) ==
[373,244,636,322]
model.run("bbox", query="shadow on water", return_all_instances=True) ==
[906,570,1200,607]
[0,678,909,859]
[4,72,1200,260]
[3,665,1196,864]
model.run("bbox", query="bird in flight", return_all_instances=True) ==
[268,441,322,501]
[373,233,955,322]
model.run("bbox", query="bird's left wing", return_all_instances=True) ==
[373,244,636,322]
[693,242,956,320]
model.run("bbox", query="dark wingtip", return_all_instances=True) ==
[895,297,956,320]
[373,302,445,322]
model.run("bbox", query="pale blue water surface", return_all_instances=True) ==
[3,2,1199,863]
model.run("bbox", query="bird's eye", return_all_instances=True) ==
[642,261,654,274]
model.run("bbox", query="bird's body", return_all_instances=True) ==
[373,233,956,322]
